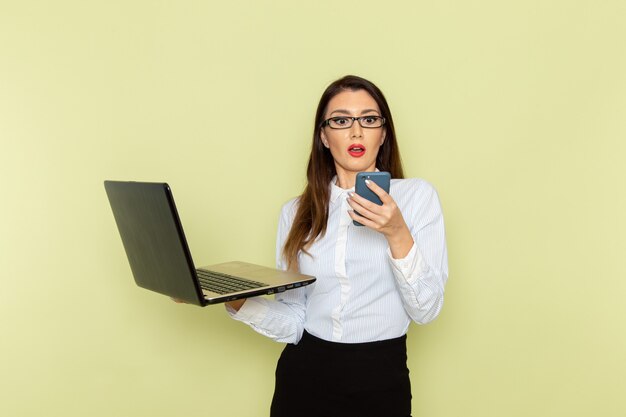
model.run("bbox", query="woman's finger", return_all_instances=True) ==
[365,179,393,204]
[347,197,388,228]
[348,192,384,215]
[347,194,381,221]
[348,209,379,229]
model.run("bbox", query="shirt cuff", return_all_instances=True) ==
[388,241,417,264]
[226,297,269,324]
[387,242,422,285]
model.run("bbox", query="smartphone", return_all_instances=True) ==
[353,171,391,226]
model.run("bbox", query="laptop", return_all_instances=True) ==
[104,180,316,306]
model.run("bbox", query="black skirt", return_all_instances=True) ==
[270,331,412,417]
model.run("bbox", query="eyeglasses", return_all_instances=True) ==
[321,116,386,129]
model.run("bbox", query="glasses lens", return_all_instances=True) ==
[359,116,383,128]
[328,117,353,129]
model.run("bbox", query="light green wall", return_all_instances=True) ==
[1,1,625,416]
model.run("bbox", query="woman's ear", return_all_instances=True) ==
[320,131,330,148]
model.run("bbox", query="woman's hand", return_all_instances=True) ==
[347,180,414,259]
[225,299,246,312]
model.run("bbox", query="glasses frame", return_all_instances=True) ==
[321,116,386,130]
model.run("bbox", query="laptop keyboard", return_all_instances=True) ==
[196,269,266,294]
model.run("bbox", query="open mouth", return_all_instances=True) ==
[348,144,366,157]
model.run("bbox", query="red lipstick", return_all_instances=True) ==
[348,144,366,157]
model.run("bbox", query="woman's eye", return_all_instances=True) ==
[362,116,377,125]
[333,117,349,125]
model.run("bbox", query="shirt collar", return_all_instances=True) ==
[329,176,353,204]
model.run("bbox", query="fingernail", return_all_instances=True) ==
[365,179,371,185]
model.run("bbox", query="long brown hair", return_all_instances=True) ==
[282,75,404,269]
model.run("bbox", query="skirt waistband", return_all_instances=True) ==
[299,330,407,351]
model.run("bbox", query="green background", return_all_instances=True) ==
[1,1,625,416]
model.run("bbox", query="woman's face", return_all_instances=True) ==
[320,89,386,182]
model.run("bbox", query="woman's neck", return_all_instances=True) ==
[336,172,356,189]
[335,165,377,189]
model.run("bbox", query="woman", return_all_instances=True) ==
[227,75,448,417]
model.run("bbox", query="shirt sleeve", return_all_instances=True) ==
[387,180,449,324]
[226,198,307,344]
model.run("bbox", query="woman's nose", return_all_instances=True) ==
[350,120,363,138]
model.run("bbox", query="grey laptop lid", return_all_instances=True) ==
[104,180,315,306]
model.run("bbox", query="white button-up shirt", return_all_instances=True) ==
[229,177,448,344]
